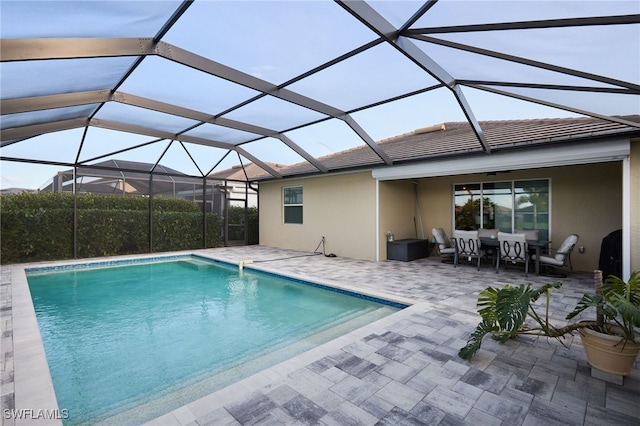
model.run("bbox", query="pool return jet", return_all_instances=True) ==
[238,259,253,271]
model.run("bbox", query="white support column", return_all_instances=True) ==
[375,178,380,262]
[622,156,631,280]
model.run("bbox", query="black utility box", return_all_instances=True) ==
[387,239,429,261]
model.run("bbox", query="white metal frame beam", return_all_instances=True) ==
[0,117,89,144]
[410,34,640,93]
[90,118,283,179]
[336,0,490,153]
[0,89,331,174]
[1,90,111,114]
[408,14,640,34]
[465,84,640,129]
[1,4,638,178]
[1,37,392,171]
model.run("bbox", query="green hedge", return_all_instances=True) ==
[0,192,247,264]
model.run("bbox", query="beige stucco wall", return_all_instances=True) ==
[416,162,623,273]
[378,180,419,254]
[259,171,377,260]
[631,139,640,273]
[259,159,631,272]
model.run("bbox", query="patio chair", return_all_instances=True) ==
[532,234,579,275]
[432,228,456,262]
[452,230,482,270]
[496,232,529,276]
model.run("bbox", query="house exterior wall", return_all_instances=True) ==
[378,180,417,247]
[416,162,623,273]
[259,171,377,260]
[260,159,631,273]
[631,139,640,273]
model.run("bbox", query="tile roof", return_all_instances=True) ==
[208,162,287,181]
[238,115,640,181]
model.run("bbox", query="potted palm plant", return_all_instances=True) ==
[458,271,640,376]
[566,271,640,375]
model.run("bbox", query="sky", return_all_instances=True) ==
[1,0,638,190]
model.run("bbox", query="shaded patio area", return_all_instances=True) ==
[2,246,638,425]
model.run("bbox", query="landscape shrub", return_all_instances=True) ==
[0,192,239,264]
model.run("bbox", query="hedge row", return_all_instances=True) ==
[0,191,201,212]
[1,193,258,264]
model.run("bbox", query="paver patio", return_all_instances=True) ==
[2,245,639,425]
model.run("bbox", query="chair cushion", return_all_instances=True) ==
[538,254,564,267]
[432,228,451,249]
[555,234,579,261]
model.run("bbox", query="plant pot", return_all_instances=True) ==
[578,326,640,376]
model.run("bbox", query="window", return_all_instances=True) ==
[454,183,480,230]
[515,180,549,240]
[283,186,303,224]
[454,179,549,240]
[483,181,513,231]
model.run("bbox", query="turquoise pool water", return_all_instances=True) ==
[27,256,402,424]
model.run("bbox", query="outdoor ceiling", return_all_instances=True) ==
[1,1,639,184]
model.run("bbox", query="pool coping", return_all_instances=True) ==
[8,250,416,425]
[10,263,62,425]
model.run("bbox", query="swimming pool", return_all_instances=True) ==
[26,255,404,424]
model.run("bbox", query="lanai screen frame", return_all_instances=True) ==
[1,1,639,259]
[2,1,639,179]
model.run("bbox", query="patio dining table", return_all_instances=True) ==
[480,237,550,276]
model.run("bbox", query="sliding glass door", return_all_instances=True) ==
[454,179,549,238]
[514,179,550,240]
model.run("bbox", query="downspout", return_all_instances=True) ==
[414,180,425,239]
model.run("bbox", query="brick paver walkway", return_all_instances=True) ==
[151,246,640,426]
[2,246,638,425]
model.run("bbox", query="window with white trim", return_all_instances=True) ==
[454,179,550,240]
[283,186,303,224]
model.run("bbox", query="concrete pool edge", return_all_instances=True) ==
[193,252,416,309]
[8,250,416,425]
[9,251,220,425]
[10,266,62,425]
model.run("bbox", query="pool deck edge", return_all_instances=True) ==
[145,302,432,426]
[5,249,414,425]
[10,266,62,426]
[5,247,639,426]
